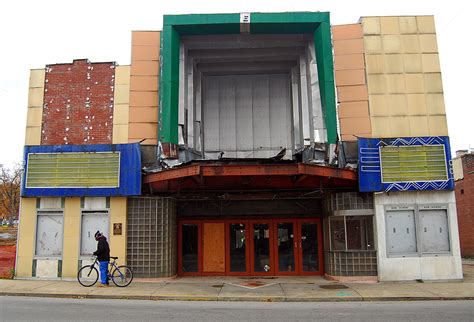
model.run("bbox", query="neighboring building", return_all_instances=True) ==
[453,150,474,257]
[16,12,463,282]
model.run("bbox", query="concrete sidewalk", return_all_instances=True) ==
[1,262,473,302]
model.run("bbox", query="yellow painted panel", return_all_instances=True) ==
[362,17,381,35]
[27,87,44,108]
[384,54,404,73]
[26,107,42,127]
[367,74,387,94]
[62,198,81,278]
[114,84,130,105]
[113,104,129,125]
[398,17,418,34]
[424,73,443,93]
[386,74,406,93]
[409,116,430,136]
[364,36,383,54]
[25,126,41,146]
[417,16,436,34]
[380,17,400,34]
[371,116,392,137]
[382,35,401,54]
[109,197,127,266]
[401,35,420,53]
[419,34,438,53]
[16,198,37,277]
[29,69,46,88]
[365,54,384,74]
[388,94,408,116]
[428,115,448,136]
[390,116,411,137]
[369,94,390,116]
[426,93,446,115]
[405,74,425,93]
[113,124,129,144]
[422,54,441,73]
[114,66,131,85]
[403,54,422,73]
[406,94,427,115]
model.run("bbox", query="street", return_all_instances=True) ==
[0,297,473,321]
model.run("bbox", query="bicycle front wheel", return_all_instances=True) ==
[77,265,99,287]
[111,266,133,287]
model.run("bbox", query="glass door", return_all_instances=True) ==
[250,221,274,275]
[297,220,323,275]
[275,221,297,275]
[227,222,249,275]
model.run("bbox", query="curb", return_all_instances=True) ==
[2,292,474,302]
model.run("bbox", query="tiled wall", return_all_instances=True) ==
[361,16,447,138]
[332,24,371,141]
[112,66,131,144]
[25,69,45,145]
[129,31,161,145]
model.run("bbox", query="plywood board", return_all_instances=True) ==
[203,223,225,272]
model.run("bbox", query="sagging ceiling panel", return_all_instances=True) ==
[179,34,326,161]
[203,74,292,159]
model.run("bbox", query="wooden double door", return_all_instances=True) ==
[178,218,323,276]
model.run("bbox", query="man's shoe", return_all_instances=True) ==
[98,283,110,287]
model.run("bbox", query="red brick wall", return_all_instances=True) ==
[41,59,116,145]
[0,245,15,278]
[455,154,474,257]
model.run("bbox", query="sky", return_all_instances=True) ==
[0,0,472,169]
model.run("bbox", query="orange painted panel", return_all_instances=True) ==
[334,54,365,71]
[332,24,363,40]
[333,39,364,55]
[132,31,161,46]
[203,223,225,272]
[337,85,369,102]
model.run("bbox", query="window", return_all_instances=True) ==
[329,216,374,251]
[380,145,448,183]
[385,205,450,256]
[35,211,64,256]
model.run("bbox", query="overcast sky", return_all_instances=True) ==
[0,0,472,169]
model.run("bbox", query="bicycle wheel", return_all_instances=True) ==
[111,265,133,287]
[77,265,99,287]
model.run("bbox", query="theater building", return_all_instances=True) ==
[16,12,463,281]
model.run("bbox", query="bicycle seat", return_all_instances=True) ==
[110,256,118,260]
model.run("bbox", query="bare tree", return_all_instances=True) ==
[0,164,22,226]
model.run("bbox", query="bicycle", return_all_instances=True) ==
[77,256,133,287]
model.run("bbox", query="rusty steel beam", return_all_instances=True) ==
[143,164,200,184]
[298,163,357,180]
[200,164,298,177]
[143,162,357,185]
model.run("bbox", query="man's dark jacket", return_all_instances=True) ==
[93,236,110,262]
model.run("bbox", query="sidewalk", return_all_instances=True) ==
[1,262,473,302]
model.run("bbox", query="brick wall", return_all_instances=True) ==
[41,59,116,145]
[455,153,474,257]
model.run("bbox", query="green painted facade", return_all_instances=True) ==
[159,12,338,145]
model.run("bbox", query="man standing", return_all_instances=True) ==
[93,231,110,287]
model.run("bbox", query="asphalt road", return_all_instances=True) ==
[0,296,473,321]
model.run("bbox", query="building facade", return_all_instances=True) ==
[453,150,474,257]
[16,12,463,281]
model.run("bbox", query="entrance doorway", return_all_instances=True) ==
[178,218,323,276]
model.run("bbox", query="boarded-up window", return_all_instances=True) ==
[81,211,109,255]
[35,211,63,256]
[420,209,450,253]
[380,145,447,183]
[26,152,120,188]
[386,209,417,255]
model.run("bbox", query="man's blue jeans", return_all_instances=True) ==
[99,261,108,285]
